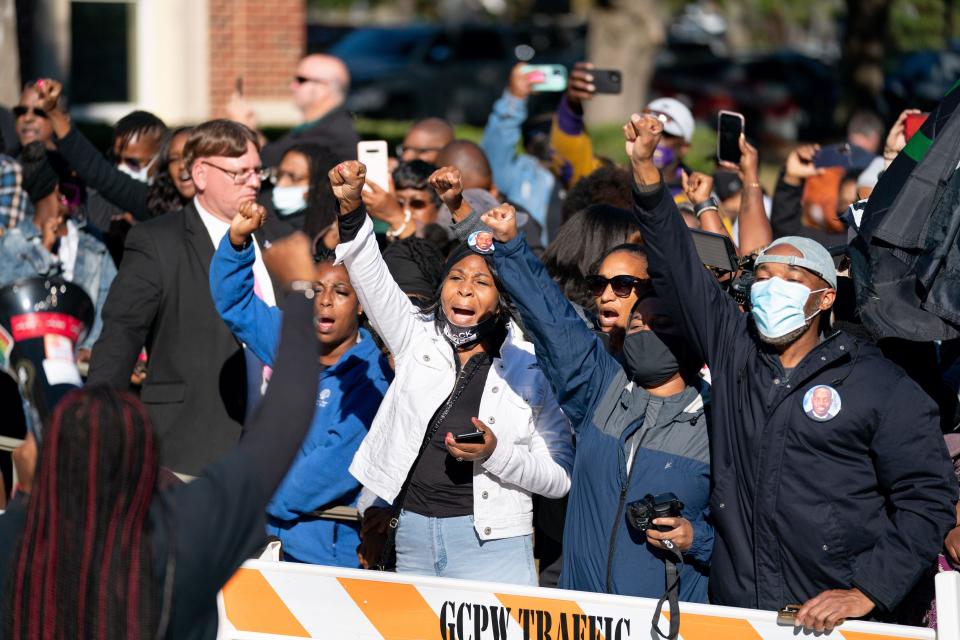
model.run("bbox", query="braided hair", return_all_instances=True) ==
[108,111,167,162]
[3,385,160,640]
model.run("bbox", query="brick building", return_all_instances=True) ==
[18,0,306,126]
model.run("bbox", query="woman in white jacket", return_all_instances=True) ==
[330,161,573,585]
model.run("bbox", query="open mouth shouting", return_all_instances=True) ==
[448,305,477,326]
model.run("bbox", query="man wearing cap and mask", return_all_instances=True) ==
[624,113,956,632]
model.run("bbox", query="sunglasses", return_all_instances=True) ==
[293,75,330,86]
[13,106,48,119]
[585,274,650,298]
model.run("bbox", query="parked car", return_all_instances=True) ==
[328,22,585,124]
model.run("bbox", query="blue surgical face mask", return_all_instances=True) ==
[272,185,308,216]
[750,277,827,340]
[653,144,676,169]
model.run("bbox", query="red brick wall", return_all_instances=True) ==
[208,0,305,117]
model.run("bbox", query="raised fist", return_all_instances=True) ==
[428,166,464,211]
[329,161,366,213]
[229,200,267,246]
[480,203,518,243]
[681,171,714,206]
[33,78,64,115]
[623,113,663,165]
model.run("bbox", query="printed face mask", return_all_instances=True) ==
[272,185,308,216]
[652,144,676,169]
[750,277,827,339]
[437,306,503,350]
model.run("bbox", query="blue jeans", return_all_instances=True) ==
[395,510,537,586]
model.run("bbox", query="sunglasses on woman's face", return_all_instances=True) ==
[13,106,48,119]
[585,274,650,298]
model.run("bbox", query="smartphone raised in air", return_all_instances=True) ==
[521,64,568,92]
[591,69,623,94]
[357,140,390,192]
[717,111,744,165]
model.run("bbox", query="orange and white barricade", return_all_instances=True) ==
[218,560,960,640]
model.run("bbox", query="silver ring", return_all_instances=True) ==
[456,457,463,462]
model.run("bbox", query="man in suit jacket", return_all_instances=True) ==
[260,54,359,167]
[88,119,277,476]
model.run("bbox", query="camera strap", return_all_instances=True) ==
[651,546,683,640]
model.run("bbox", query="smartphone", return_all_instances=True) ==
[690,229,739,273]
[235,76,244,96]
[454,431,486,444]
[357,140,390,192]
[904,113,929,141]
[591,69,623,94]
[521,64,568,92]
[812,143,855,169]
[717,111,744,164]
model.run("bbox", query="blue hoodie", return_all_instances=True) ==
[210,236,392,566]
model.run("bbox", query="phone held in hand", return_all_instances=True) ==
[591,69,623,94]
[521,64,568,92]
[717,110,744,164]
[357,141,390,193]
[453,431,486,444]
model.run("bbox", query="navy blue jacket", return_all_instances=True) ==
[632,182,957,613]
[493,235,712,602]
[210,236,392,566]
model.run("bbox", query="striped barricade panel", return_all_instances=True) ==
[218,560,939,640]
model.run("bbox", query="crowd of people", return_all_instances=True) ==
[0,47,959,640]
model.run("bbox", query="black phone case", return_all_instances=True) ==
[592,69,622,95]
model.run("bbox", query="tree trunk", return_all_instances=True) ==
[0,0,19,106]
[584,0,665,127]
[839,0,890,120]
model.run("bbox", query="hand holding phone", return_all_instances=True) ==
[591,69,622,94]
[717,111,744,165]
[357,141,390,193]
[521,64,568,93]
[453,430,486,444]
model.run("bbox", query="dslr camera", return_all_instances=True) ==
[626,493,684,533]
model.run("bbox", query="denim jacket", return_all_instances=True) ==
[0,219,116,348]
[481,91,554,245]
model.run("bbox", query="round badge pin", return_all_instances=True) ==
[467,230,495,255]
[802,384,841,422]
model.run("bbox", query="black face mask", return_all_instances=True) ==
[621,330,685,387]
[437,306,503,350]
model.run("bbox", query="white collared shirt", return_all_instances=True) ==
[194,197,276,412]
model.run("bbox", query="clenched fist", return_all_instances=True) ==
[429,166,464,211]
[681,171,714,206]
[33,78,64,114]
[329,161,366,214]
[230,200,266,247]
[624,113,663,165]
[480,203,518,243]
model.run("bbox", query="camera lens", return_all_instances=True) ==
[612,72,622,83]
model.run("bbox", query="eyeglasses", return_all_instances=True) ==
[585,274,651,298]
[13,106,48,119]
[396,144,444,158]
[397,196,431,210]
[201,160,269,185]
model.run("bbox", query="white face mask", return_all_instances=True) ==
[117,160,152,184]
[272,185,308,216]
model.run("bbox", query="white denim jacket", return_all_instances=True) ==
[338,215,573,541]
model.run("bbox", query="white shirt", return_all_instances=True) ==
[194,197,276,414]
[58,219,81,281]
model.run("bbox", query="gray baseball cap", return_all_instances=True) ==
[755,236,837,289]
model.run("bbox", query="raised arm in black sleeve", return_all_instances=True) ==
[159,292,319,634]
[56,127,151,220]
[770,170,804,239]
